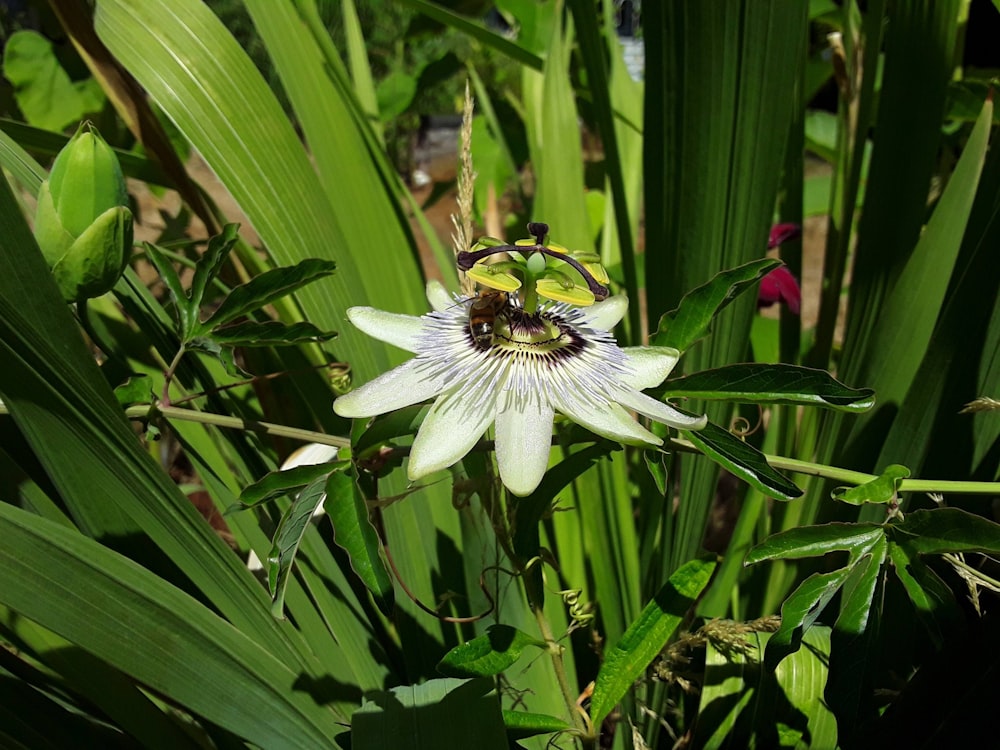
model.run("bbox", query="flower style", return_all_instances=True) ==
[333,282,707,496]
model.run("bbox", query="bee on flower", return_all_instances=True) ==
[333,223,707,496]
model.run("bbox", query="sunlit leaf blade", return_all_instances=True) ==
[680,418,802,500]
[141,243,186,323]
[694,631,762,748]
[774,626,838,749]
[589,557,716,727]
[501,709,571,740]
[889,507,1000,554]
[437,625,544,678]
[237,460,346,509]
[662,364,875,411]
[0,503,342,746]
[353,678,507,750]
[185,223,240,332]
[325,471,394,616]
[209,320,336,347]
[200,259,336,332]
[267,478,327,619]
[764,568,852,669]
[831,464,909,506]
[653,259,780,354]
[888,542,961,649]
[113,373,151,406]
[0,123,45,194]
[746,523,883,565]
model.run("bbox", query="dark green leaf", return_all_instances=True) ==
[764,568,852,669]
[237,460,346,509]
[652,259,780,353]
[887,542,961,649]
[501,709,571,740]
[376,71,417,120]
[746,523,883,565]
[681,418,802,500]
[437,625,544,678]
[198,258,336,333]
[835,536,887,636]
[209,320,336,346]
[352,404,427,459]
[267,477,327,619]
[589,557,716,727]
[889,507,1000,554]
[113,373,152,406]
[142,243,186,324]
[184,223,240,333]
[352,678,507,750]
[831,464,909,506]
[661,363,875,411]
[325,471,394,616]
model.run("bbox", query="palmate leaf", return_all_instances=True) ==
[589,557,716,727]
[437,625,544,678]
[680,418,803,500]
[662,363,875,411]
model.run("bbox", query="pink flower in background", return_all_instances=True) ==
[759,223,802,314]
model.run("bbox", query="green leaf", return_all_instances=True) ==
[198,258,336,333]
[352,678,508,750]
[208,320,336,347]
[681,418,803,500]
[376,70,417,120]
[764,568,852,669]
[831,464,910,505]
[887,541,961,649]
[437,625,544,678]
[184,223,240,333]
[0,503,343,746]
[746,523,884,565]
[589,557,716,727]
[652,255,781,355]
[501,709,572,740]
[889,507,1000,554]
[662,363,875,411]
[112,373,152,406]
[237,460,346,509]
[141,243,186,323]
[325,471,394,617]
[266,477,327,619]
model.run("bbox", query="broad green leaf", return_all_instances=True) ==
[375,70,417,120]
[0,503,343,745]
[764,568,852,669]
[501,709,571,740]
[199,259,336,333]
[185,223,240,333]
[351,404,427,461]
[774,626,838,750]
[208,320,336,347]
[112,373,152,406]
[352,678,507,750]
[746,523,884,565]
[887,542,961,649]
[889,507,1000,554]
[237,460,346,509]
[662,363,875,411]
[267,477,327,618]
[437,625,544,678]
[653,259,781,354]
[589,557,716,727]
[325,471,394,616]
[681,418,803,500]
[831,464,909,505]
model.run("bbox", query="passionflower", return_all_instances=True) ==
[333,282,707,496]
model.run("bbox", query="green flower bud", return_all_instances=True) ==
[34,123,133,302]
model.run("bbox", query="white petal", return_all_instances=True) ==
[581,295,628,331]
[621,346,680,390]
[494,390,555,496]
[333,359,446,417]
[280,443,339,470]
[426,280,454,312]
[347,307,424,353]
[616,389,708,430]
[407,389,497,480]
[557,396,662,446]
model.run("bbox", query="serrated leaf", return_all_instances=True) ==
[437,625,545,678]
[831,464,909,506]
[746,523,884,565]
[209,320,336,347]
[266,477,327,619]
[652,259,781,353]
[681,418,802,500]
[589,557,716,727]
[197,258,336,333]
[764,568,852,669]
[887,542,962,649]
[889,507,1000,554]
[501,709,572,740]
[184,223,240,333]
[325,471,394,616]
[113,373,152,406]
[661,363,875,412]
[237,460,346,509]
